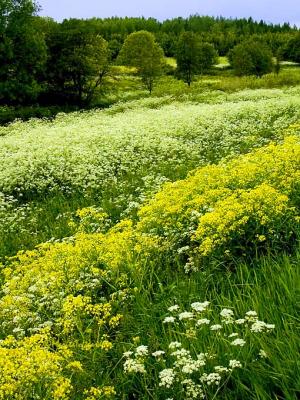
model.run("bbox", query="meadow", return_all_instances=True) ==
[0,65,299,399]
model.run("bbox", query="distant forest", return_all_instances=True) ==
[43,15,298,57]
[0,0,299,111]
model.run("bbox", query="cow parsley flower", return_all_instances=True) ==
[135,345,148,357]
[169,341,182,349]
[163,316,176,323]
[196,318,210,326]
[251,321,275,333]
[152,350,165,358]
[123,351,133,358]
[220,308,234,318]
[228,332,239,338]
[124,359,146,374]
[210,324,222,331]
[229,359,242,369]
[179,311,194,320]
[159,368,176,388]
[231,338,246,347]
[259,349,268,358]
[191,301,210,312]
[168,305,180,312]
[201,372,221,386]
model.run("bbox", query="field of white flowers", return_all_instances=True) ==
[1,87,300,257]
[0,86,299,399]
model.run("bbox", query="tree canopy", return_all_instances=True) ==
[228,40,274,77]
[118,30,165,93]
[176,32,217,86]
[45,20,111,105]
[0,0,47,104]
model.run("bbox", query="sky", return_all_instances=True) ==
[38,0,300,27]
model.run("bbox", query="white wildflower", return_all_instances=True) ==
[231,338,246,347]
[124,359,146,374]
[259,349,268,358]
[210,324,222,331]
[123,351,133,358]
[229,359,242,369]
[168,305,180,312]
[251,320,275,333]
[245,311,258,321]
[220,308,234,318]
[228,332,239,338]
[196,318,210,326]
[159,368,176,388]
[214,365,229,373]
[246,311,257,317]
[163,316,176,323]
[201,372,222,386]
[135,345,148,357]
[152,350,165,358]
[191,301,210,312]
[169,341,182,349]
[171,348,190,360]
[182,360,200,374]
[235,318,246,324]
[179,311,194,320]
[182,379,205,399]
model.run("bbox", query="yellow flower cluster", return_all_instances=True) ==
[0,331,72,400]
[84,386,116,400]
[138,135,300,260]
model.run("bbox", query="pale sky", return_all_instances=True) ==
[38,0,300,26]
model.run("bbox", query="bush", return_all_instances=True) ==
[228,40,273,77]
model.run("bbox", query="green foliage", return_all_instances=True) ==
[118,30,165,93]
[229,40,274,77]
[0,0,47,104]
[176,32,217,86]
[45,21,111,105]
[280,32,300,63]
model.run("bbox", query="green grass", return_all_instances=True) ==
[112,248,300,399]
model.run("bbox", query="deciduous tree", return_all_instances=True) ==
[228,40,273,77]
[118,30,165,93]
[46,21,111,105]
[175,32,217,86]
[0,0,47,104]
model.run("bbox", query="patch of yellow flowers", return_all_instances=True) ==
[138,135,300,261]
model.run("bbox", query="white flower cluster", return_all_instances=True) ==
[123,301,275,398]
[159,368,176,388]
[123,345,148,374]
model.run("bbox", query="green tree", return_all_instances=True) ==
[46,22,111,105]
[228,40,273,77]
[0,0,47,104]
[175,32,217,86]
[197,42,218,74]
[118,30,165,93]
[280,32,300,63]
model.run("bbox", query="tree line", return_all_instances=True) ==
[0,0,299,107]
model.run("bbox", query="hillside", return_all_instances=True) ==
[0,86,299,399]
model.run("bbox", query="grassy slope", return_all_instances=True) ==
[0,71,299,399]
[0,137,299,399]
[0,87,300,259]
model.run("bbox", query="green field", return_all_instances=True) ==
[0,68,300,399]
